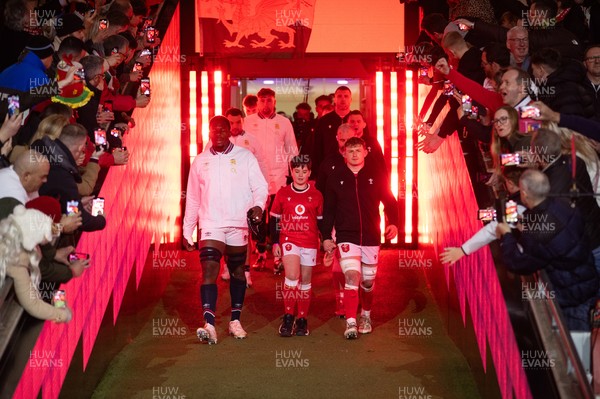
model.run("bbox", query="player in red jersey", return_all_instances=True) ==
[270,156,323,336]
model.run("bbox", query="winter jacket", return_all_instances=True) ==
[321,157,398,246]
[536,61,595,117]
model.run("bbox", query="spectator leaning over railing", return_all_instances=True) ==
[496,169,598,332]
[0,201,72,323]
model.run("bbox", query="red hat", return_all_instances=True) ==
[26,196,62,223]
[52,58,94,109]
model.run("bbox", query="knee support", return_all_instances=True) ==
[227,251,247,271]
[200,247,222,264]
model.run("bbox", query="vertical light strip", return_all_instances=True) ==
[405,70,414,244]
[189,70,197,158]
[375,71,384,153]
[201,70,209,150]
[390,71,398,244]
[214,70,222,116]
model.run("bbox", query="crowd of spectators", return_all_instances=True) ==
[0,0,163,323]
[412,1,600,342]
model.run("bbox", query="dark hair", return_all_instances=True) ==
[501,165,524,187]
[243,94,258,107]
[209,115,230,130]
[531,0,558,19]
[106,10,130,28]
[502,66,531,86]
[585,44,600,59]
[119,30,138,51]
[296,102,311,111]
[500,11,519,28]
[342,110,364,123]
[225,107,244,117]
[344,137,366,149]
[40,102,72,120]
[428,45,448,66]
[531,48,561,71]
[57,36,85,60]
[130,0,148,16]
[103,34,129,55]
[257,88,275,98]
[421,13,448,35]
[335,86,351,94]
[315,95,332,105]
[290,155,312,170]
[483,42,510,68]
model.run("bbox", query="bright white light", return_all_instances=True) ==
[263,80,275,85]
[337,79,349,85]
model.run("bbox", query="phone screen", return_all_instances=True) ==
[140,78,150,96]
[505,200,518,224]
[99,19,108,30]
[53,290,66,308]
[95,129,107,146]
[501,153,521,166]
[146,27,156,43]
[92,197,105,216]
[477,209,496,222]
[66,200,79,216]
[7,95,19,117]
[133,62,143,72]
[103,101,113,112]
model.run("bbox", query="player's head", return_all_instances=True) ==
[344,137,367,167]
[257,88,276,116]
[336,124,357,152]
[225,107,244,136]
[343,110,366,136]
[242,94,258,116]
[289,155,312,186]
[334,86,352,113]
[209,115,231,151]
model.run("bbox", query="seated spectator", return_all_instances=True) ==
[581,45,600,120]
[530,48,594,117]
[0,149,49,203]
[0,35,55,93]
[35,124,106,232]
[0,202,72,323]
[497,169,598,331]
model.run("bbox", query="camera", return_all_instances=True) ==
[99,19,108,30]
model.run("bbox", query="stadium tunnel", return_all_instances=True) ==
[0,1,594,398]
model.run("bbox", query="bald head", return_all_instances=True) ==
[13,150,50,194]
[519,169,550,208]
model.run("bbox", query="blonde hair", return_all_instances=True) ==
[29,115,70,144]
[543,122,600,194]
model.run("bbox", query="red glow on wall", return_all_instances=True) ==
[14,5,183,398]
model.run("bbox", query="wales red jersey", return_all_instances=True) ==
[270,184,323,249]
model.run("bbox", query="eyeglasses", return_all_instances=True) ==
[492,116,510,125]
[508,37,528,43]
[585,55,600,62]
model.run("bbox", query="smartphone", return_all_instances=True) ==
[120,146,127,151]
[69,252,90,262]
[66,200,79,216]
[145,26,156,43]
[140,48,151,57]
[501,153,522,166]
[520,105,540,119]
[469,105,479,120]
[7,95,19,117]
[133,62,143,72]
[505,200,518,224]
[99,19,108,30]
[103,100,113,113]
[74,68,85,80]
[477,208,496,222]
[110,127,122,137]
[419,67,429,78]
[53,290,66,308]
[111,47,119,55]
[91,197,105,216]
[140,78,150,96]
[94,128,107,146]
[520,119,541,133]
[461,94,472,112]
[443,81,454,96]
[458,23,468,31]
[142,17,153,32]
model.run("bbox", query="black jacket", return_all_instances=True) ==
[544,154,600,249]
[34,136,106,232]
[500,198,598,311]
[321,158,398,246]
[312,111,344,173]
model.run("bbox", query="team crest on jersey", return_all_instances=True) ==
[340,180,344,185]
[205,231,212,236]
[374,254,377,261]
[369,178,373,184]
[287,197,291,201]
[244,140,249,146]
[285,243,292,251]
[230,159,236,165]
[308,196,312,202]
[341,244,350,253]
[275,123,280,129]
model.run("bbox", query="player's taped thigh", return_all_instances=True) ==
[200,247,222,264]
[339,256,362,273]
[361,264,378,282]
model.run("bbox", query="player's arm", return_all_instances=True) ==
[381,181,399,232]
[182,160,202,246]
[248,152,268,212]
[320,176,337,243]
[315,191,325,236]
